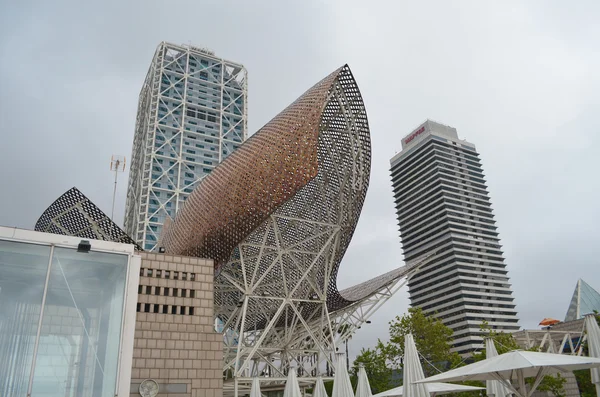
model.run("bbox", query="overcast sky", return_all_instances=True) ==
[1,0,599,359]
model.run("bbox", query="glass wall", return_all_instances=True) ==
[0,239,130,397]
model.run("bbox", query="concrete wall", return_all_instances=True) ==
[130,252,223,397]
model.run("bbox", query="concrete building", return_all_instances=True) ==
[32,184,225,396]
[124,42,247,251]
[131,251,222,397]
[390,120,519,354]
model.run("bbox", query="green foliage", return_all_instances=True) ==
[535,373,567,397]
[350,307,463,394]
[350,346,393,394]
[472,321,521,362]
[573,369,596,397]
[383,307,461,376]
[323,380,334,396]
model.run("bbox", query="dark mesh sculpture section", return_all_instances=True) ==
[34,187,142,250]
[168,64,375,328]
[161,68,341,265]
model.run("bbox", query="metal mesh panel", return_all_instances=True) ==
[34,187,142,250]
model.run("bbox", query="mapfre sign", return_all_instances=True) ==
[403,126,426,145]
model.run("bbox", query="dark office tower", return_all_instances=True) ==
[390,120,519,355]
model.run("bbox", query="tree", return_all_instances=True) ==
[350,344,393,394]
[472,320,521,362]
[383,307,461,376]
[350,307,463,393]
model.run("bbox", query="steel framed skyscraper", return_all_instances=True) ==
[124,42,247,251]
[390,120,519,354]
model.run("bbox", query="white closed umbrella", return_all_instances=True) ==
[373,382,483,397]
[332,352,354,397]
[403,334,429,397]
[250,377,262,397]
[415,350,600,397]
[584,313,600,397]
[356,363,373,397]
[283,367,302,397]
[484,338,511,397]
[313,377,328,397]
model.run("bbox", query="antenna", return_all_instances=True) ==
[110,155,126,221]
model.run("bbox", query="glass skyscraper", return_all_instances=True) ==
[390,120,519,355]
[124,42,247,251]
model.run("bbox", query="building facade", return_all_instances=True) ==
[124,42,247,251]
[390,120,519,354]
[0,226,140,397]
[131,251,222,397]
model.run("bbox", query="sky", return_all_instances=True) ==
[1,0,599,360]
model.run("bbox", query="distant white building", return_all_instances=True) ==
[390,120,520,355]
[124,42,248,251]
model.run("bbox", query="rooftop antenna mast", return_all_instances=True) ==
[110,155,126,221]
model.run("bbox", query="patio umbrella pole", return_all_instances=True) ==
[517,370,526,397]
[490,372,522,397]
[528,367,549,397]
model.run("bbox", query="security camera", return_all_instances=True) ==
[77,240,91,253]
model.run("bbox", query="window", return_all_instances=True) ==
[190,273,196,281]
[154,287,160,296]
[153,305,159,313]
[190,290,195,298]
[174,271,179,280]
[138,285,143,294]
[136,303,141,312]
[146,269,153,277]
[181,289,187,298]
[162,305,168,314]
[189,307,194,315]
[182,272,187,280]
[164,287,170,296]
[164,271,170,279]
[144,304,150,313]
[180,306,185,315]
[171,306,177,314]
[156,270,162,277]
[173,288,178,297]
[139,268,145,276]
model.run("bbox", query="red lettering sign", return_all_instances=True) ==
[404,126,426,144]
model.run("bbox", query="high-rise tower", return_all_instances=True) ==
[124,42,247,250]
[390,120,519,354]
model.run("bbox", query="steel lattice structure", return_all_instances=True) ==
[34,187,142,250]
[35,64,433,396]
[160,65,431,393]
[124,42,248,251]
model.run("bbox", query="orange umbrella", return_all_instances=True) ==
[539,318,561,326]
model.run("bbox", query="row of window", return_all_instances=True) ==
[136,303,195,315]
[140,267,197,281]
[138,285,196,298]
